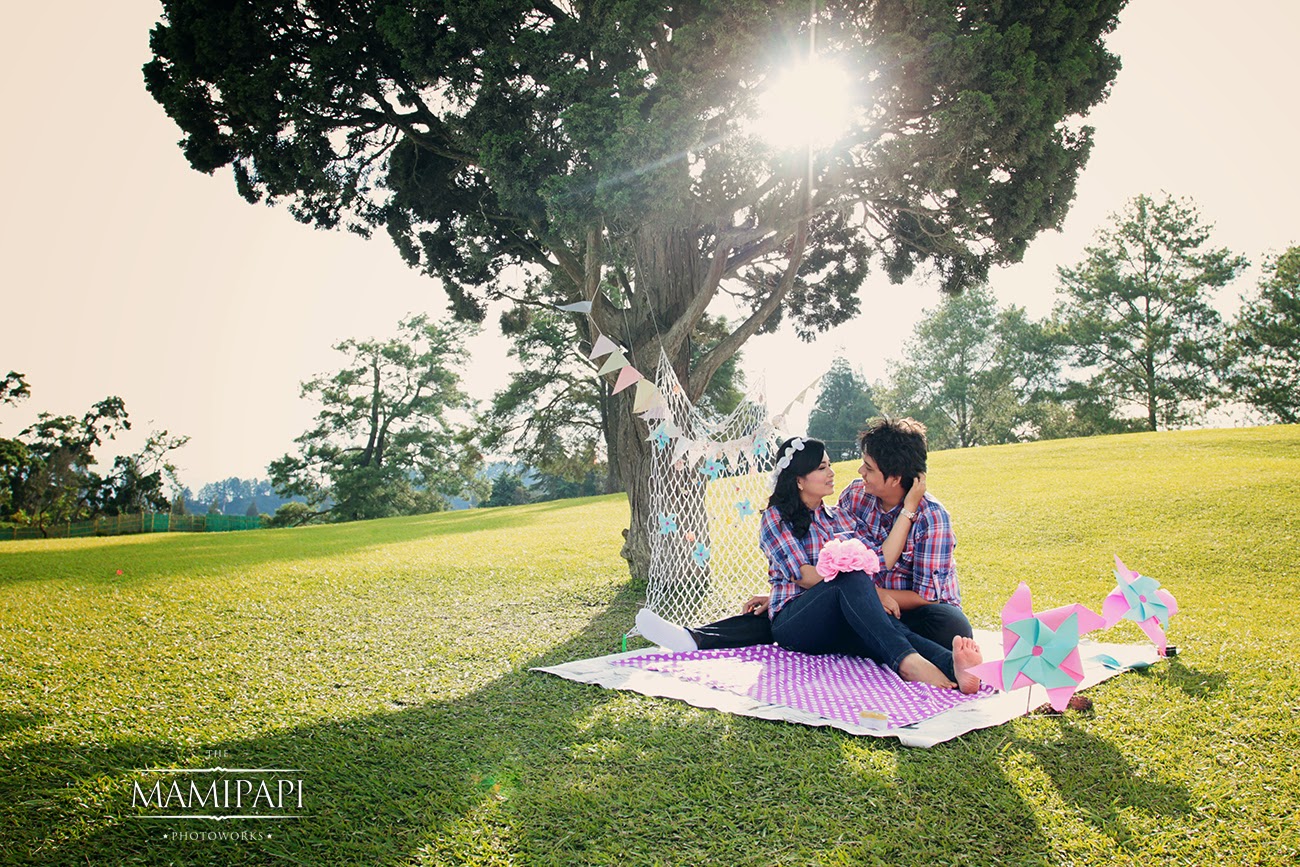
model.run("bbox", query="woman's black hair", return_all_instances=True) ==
[766,436,827,538]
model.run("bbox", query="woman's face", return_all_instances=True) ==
[797,455,834,503]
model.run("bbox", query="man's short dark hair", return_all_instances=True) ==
[858,417,928,491]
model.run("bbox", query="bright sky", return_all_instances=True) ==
[2,1,1297,490]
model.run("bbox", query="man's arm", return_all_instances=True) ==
[905,499,958,605]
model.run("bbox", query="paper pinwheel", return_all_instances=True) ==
[968,583,1106,712]
[734,499,756,519]
[690,542,711,569]
[699,458,724,481]
[648,423,673,451]
[656,513,678,535]
[1104,556,1179,656]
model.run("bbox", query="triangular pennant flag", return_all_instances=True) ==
[588,334,619,359]
[639,403,668,421]
[671,436,696,466]
[597,350,629,376]
[612,365,644,394]
[557,300,594,314]
[632,379,660,413]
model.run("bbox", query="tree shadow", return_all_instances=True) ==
[6,580,1192,867]
[1138,657,1227,699]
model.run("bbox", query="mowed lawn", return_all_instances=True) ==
[2,426,1298,866]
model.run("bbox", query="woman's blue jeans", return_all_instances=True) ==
[770,570,955,681]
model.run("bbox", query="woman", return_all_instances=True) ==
[760,436,982,692]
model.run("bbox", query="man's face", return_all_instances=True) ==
[858,451,895,497]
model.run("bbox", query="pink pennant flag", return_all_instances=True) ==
[589,334,620,360]
[612,365,644,394]
[597,350,629,375]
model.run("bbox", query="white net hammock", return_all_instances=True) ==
[639,351,788,631]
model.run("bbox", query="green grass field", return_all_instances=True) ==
[3,426,1298,866]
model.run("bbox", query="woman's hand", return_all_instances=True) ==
[877,587,901,618]
[742,595,770,616]
[904,471,927,511]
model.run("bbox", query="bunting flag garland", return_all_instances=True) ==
[632,378,662,412]
[589,333,620,359]
[612,365,644,394]
[597,349,629,375]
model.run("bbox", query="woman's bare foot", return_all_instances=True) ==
[898,652,956,690]
[952,636,983,694]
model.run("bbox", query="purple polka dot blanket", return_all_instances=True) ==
[611,644,996,729]
[534,631,1158,747]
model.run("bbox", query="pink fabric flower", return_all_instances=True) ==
[815,538,880,581]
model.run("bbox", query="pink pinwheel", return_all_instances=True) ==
[968,582,1106,712]
[1104,556,1178,656]
[815,538,879,580]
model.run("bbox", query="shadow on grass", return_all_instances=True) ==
[1143,657,1227,699]
[0,496,624,588]
[6,586,1191,867]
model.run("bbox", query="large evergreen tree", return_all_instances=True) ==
[146,0,1126,578]
[1055,194,1247,431]
[807,357,878,459]
[1227,246,1300,423]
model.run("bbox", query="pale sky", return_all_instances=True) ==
[2,1,1298,490]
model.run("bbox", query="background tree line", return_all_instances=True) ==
[811,194,1299,452]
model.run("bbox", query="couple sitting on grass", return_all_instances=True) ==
[636,417,983,693]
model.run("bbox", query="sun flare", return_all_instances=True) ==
[750,56,855,151]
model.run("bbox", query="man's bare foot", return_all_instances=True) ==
[898,652,956,690]
[952,635,983,694]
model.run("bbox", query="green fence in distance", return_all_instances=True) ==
[4,512,265,541]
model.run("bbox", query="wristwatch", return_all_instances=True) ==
[900,507,917,521]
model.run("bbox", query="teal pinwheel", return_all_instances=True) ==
[690,542,711,569]
[968,582,1106,712]
[1103,555,1178,655]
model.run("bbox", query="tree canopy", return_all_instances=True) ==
[268,313,480,521]
[146,0,1126,577]
[1228,245,1300,423]
[0,380,188,531]
[1054,193,1247,431]
[806,357,878,459]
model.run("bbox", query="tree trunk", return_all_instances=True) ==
[611,392,654,586]
[610,226,702,585]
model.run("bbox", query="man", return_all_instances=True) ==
[836,417,973,648]
[636,416,973,651]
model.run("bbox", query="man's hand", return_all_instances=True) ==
[877,588,901,618]
[904,472,927,511]
[742,595,770,616]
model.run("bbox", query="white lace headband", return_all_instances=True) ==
[770,436,806,483]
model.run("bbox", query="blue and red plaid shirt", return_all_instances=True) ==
[759,503,855,618]
[836,478,961,606]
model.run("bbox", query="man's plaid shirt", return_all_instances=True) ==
[836,478,962,606]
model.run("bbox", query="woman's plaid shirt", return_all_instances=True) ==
[759,503,855,618]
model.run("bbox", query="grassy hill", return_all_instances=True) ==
[2,426,1298,865]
